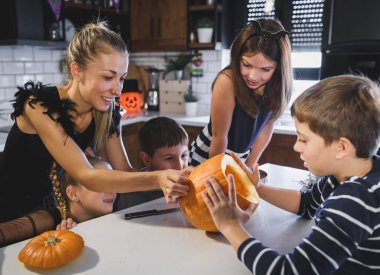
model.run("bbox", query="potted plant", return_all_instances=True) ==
[184,84,199,116]
[196,17,214,43]
[164,53,193,80]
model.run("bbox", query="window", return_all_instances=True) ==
[291,0,324,51]
[246,0,325,52]
[247,0,275,21]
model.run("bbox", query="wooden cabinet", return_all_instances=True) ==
[129,0,242,51]
[182,125,202,145]
[260,134,305,170]
[122,122,144,170]
[130,0,187,51]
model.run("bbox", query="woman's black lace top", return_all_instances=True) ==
[0,82,121,222]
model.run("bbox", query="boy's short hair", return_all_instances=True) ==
[138,117,188,157]
[291,74,380,158]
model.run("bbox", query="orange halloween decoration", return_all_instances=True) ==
[120,92,142,112]
[18,230,84,269]
[179,153,260,232]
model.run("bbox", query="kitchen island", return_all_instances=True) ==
[0,163,313,275]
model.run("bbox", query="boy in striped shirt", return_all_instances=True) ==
[202,75,380,274]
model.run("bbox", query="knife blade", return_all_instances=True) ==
[124,207,181,220]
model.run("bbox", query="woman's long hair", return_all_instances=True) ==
[66,21,127,153]
[220,18,293,119]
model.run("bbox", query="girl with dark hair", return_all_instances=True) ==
[189,19,293,167]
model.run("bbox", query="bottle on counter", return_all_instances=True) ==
[146,68,161,112]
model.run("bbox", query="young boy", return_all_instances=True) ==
[114,117,189,210]
[202,75,380,274]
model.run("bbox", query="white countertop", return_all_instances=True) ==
[121,111,211,128]
[0,163,312,275]
[0,111,296,152]
[122,111,296,134]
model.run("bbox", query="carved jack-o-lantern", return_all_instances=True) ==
[179,153,260,232]
[120,92,142,113]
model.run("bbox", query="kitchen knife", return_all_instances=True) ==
[124,207,181,220]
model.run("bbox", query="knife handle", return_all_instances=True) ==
[124,209,158,220]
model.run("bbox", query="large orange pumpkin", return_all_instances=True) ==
[179,153,260,232]
[19,230,84,269]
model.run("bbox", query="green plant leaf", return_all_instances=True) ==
[196,17,214,28]
[164,53,194,73]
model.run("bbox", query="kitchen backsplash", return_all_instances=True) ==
[130,50,230,116]
[0,46,229,123]
[0,46,66,124]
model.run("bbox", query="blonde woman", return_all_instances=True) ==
[0,22,189,227]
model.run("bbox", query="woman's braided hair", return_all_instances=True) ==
[50,162,70,220]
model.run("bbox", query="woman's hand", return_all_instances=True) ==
[157,168,191,204]
[202,174,257,232]
[56,218,77,230]
[231,152,261,189]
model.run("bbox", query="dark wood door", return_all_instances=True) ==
[130,0,187,51]
[122,122,144,170]
[260,134,305,170]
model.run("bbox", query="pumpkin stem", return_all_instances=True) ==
[44,235,61,246]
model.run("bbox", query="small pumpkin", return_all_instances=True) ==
[179,153,260,232]
[120,91,142,112]
[19,230,84,269]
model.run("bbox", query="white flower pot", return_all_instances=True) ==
[197,28,213,43]
[175,70,183,80]
[185,102,198,117]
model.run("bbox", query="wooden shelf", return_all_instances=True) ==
[189,4,216,11]
[188,42,214,49]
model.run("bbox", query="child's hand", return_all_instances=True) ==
[202,174,257,232]
[56,218,77,230]
[231,152,261,189]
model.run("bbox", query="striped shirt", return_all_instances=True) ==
[238,155,380,274]
[189,98,271,167]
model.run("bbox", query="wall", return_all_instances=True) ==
[130,50,229,115]
[0,46,66,125]
[0,47,226,121]
[0,45,319,129]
